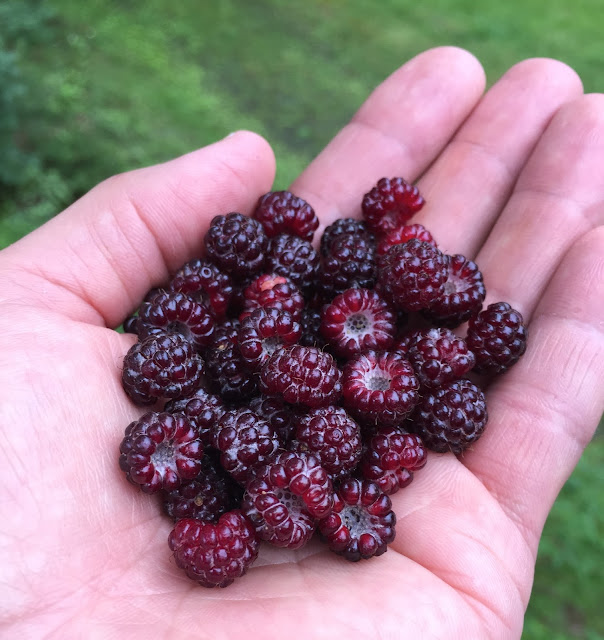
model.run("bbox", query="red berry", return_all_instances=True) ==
[466,302,527,375]
[168,511,259,588]
[137,290,215,350]
[260,345,343,408]
[360,427,426,495]
[342,350,419,427]
[320,288,396,359]
[122,333,205,406]
[376,224,436,257]
[406,327,475,389]
[169,260,233,320]
[162,454,241,522]
[238,308,301,372]
[299,307,327,348]
[212,409,281,484]
[377,239,448,312]
[411,379,488,454]
[321,218,375,256]
[293,406,362,478]
[119,412,203,494]
[318,478,395,561]
[241,273,305,320]
[362,177,425,234]
[265,233,319,292]
[249,395,299,443]
[424,254,486,327]
[165,386,226,448]
[242,451,334,548]
[253,190,319,241]
[204,212,268,280]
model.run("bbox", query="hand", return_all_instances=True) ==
[0,47,602,640]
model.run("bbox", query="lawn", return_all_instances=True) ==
[1,1,602,637]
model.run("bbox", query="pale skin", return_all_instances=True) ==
[0,47,603,640]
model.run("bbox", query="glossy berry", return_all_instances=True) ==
[265,233,319,292]
[241,273,305,320]
[362,177,425,234]
[342,350,419,427]
[205,321,257,401]
[298,307,326,348]
[242,451,334,548]
[411,379,488,454]
[169,259,233,320]
[424,254,486,327]
[294,406,362,478]
[122,333,205,406]
[119,412,203,494]
[165,386,226,447]
[238,308,301,371]
[318,478,395,561]
[137,290,215,350]
[319,234,377,300]
[260,345,343,408]
[123,314,139,334]
[162,455,240,522]
[253,190,319,241]
[249,395,299,443]
[320,218,375,256]
[376,223,436,257]
[360,427,426,495]
[466,302,527,375]
[204,212,268,280]
[168,511,259,588]
[212,409,281,484]
[377,239,448,312]
[406,327,475,389]
[320,288,396,359]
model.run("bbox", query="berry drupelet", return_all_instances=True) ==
[265,233,320,292]
[165,386,226,447]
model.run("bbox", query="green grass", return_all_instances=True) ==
[1,2,603,637]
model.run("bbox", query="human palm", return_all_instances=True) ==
[1,48,603,639]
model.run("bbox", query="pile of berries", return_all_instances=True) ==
[118,179,527,588]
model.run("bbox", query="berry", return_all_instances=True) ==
[165,386,226,447]
[376,239,448,312]
[162,454,240,522]
[241,273,305,320]
[212,409,281,484]
[204,212,268,280]
[360,427,426,495]
[424,255,486,327]
[411,379,488,454]
[242,451,334,548]
[342,350,419,427]
[265,233,319,292]
[320,288,396,359]
[321,218,375,256]
[466,302,527,375]
[362,177,425,234]
[376,224,436,257]
[122,333,205,406]
[168,511,259,588]
[249,395,299,443]
[205,321,257,401]
[169,259,233,320]
[406,327,475,389]
[238,308,302,371]
[260,345,343,408]
[319,234,377,300]
[298,307,326,348]
[123,314,139,334]
[137,290,215,350]
[253,190,319,241]
[119,412,203,493]
[318,478,395,561]
[293,406,362,478]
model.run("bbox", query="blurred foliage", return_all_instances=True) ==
[0,1,603,637]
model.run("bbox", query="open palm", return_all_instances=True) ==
[1,48,603,640]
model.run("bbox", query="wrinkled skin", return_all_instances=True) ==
[1,48,603,639]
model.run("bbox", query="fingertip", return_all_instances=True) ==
[497,57,583,97]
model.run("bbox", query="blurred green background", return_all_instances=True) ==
[1,1,602,637]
